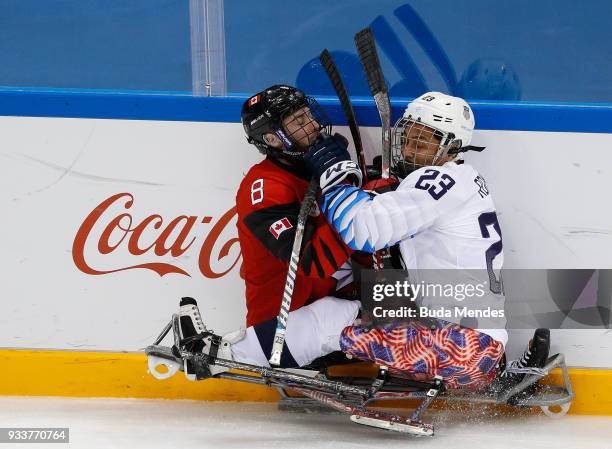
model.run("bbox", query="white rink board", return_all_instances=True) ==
[1,116,611,366]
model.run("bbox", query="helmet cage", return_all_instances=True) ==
[244,91,331,161]
[391,117,462,178]
[276,97,331,160]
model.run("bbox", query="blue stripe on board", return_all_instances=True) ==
[0,88,611,133]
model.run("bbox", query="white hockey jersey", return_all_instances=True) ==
[321,161,507,346]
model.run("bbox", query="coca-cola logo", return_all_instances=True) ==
[72,193,241,278]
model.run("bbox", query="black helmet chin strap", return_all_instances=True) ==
[448,145,486,155]
[274,129,295,150]
[265,135,305,165]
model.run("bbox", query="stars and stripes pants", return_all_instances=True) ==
[340,319,504,390]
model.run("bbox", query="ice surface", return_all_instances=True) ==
[1,396,611,449]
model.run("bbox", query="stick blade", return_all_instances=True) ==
[319,49,351,110]
[354,27,392,179]
[319,49,368,182]
[319,49,334,75]
[354,27,387,96]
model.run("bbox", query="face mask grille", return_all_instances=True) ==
[391,117,455,178]
[280,98,331,152]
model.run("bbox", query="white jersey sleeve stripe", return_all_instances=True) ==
[322,169,473,252]
[321,185,375,252]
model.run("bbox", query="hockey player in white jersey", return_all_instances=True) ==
[174,92,550,392]
[303,91,550,390]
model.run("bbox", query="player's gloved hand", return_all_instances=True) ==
[317,160,363,194]
[304,133,362,193]
[304,133,350,178]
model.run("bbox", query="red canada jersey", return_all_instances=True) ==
[236,158,352,327]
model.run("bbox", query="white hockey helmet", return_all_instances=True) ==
[391,92,476,178]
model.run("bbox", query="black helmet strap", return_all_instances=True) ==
[448,145,486,155]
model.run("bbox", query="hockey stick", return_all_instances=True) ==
[319,49,369,184]
[355,27,392,180]
[269,178,319,365]
[354,27,393,271]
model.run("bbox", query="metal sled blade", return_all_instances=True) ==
[434,353,574,418]
[509,384,573,407]
[498,353,574,405]
[350,413,434,436]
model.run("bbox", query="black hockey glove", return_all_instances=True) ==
[305,133,363,193]
[304,133,351,179]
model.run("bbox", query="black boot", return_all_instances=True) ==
[177,297,206,380]
[176,297,235,380]
[178,297,205,353]
[491,328,550,394]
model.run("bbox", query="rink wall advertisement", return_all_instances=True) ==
[2,114,612,368]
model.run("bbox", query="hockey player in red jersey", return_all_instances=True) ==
[173,86,363,374]
[236,85,356,328]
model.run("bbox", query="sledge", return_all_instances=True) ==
[145,314,574,437]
